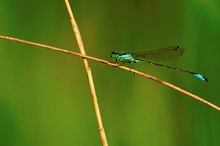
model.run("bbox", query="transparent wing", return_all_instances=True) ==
[131,46,185,61]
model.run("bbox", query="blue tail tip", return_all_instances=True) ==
[192,73,208,82]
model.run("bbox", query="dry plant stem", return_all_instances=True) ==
[0,35,220,112]
[64,0,108,146]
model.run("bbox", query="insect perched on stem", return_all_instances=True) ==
[110,46,208,82]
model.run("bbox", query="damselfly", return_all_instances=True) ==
[110,46,208,82]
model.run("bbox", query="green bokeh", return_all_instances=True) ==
[0,0,220,146]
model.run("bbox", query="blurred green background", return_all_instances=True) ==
[0,0,220,146]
